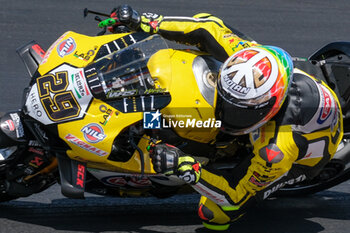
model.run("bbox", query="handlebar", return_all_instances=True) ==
[84,8,131,35]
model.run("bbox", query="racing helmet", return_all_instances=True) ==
[216,45,293,135]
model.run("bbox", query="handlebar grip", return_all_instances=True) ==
[98,18,118,28]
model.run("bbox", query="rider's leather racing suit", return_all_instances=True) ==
[152,13,343,230]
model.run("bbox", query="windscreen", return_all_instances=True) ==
[84,34,168,100]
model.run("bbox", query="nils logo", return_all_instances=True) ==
[57,37,76,57]
[81,123,106,143]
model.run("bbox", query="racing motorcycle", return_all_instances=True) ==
[0,10,350,203]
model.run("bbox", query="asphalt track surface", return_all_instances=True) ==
[0,0,350,232]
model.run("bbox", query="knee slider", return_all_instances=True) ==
[198,203,214,221]
[198,196,230,225]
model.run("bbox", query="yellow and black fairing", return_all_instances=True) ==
[68,34,223,173]
[23,30,155,197]
[27,30,222,174]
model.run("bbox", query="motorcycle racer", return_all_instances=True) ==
[111,5,344,231]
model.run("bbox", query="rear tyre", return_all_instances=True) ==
[276,160,350,196]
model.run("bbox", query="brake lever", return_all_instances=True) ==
[97,27,107,36]
[84,8,110,18]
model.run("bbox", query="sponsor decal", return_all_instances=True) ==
[143,110,161,129]
[263,174,306,199]
[57,37,76,57]
[101,176,152,187]
[194,183,227,204]
[317,86,333,124]
[71,70,90,99]
[223,33,235,38]
[109,93,171,113]
[29,156,44,168]
[221,48,278,99]
[249,171,271,187]
[29,92,43,118]
[143,88,166,95]
[4,120,15,131]
[65,134,108,157]
[99,105,115,126]
[103,176,128,186]
[330,104,339,131]
[150,21,159,30]
[251,128,260,142]
[28,147,44,156]
[85,67,97,77]
[81,123,106,143]
[9,113,24,138]
[259,144,284,163]
[234,41,250,49]
[41,32,67,64]
[128,177,152,187]
[94,32,149,60]
[73,48,96,62]
[223,75,250,95]
[28,140,41,147]
[260,126,266,143]
[76,164,86,188]
[106,89,138,99]
[31,44,45,58]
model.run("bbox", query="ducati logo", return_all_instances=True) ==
[220,48,279,99]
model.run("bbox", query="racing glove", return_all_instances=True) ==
[140,13,163,33]
[111,4,141,31]
[109,5,163,33]
[149,143,202,185]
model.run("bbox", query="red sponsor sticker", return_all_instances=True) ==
[105,177,128,186]
[76,164,85,188]
[129,177,152,187]
[57,37,76,57]
[5,120,15,131]
[31,44,45,58]
[317,86,333,124]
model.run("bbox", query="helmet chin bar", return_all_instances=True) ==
[215,91,276,135]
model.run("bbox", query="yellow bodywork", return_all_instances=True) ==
[37,31,218,173]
